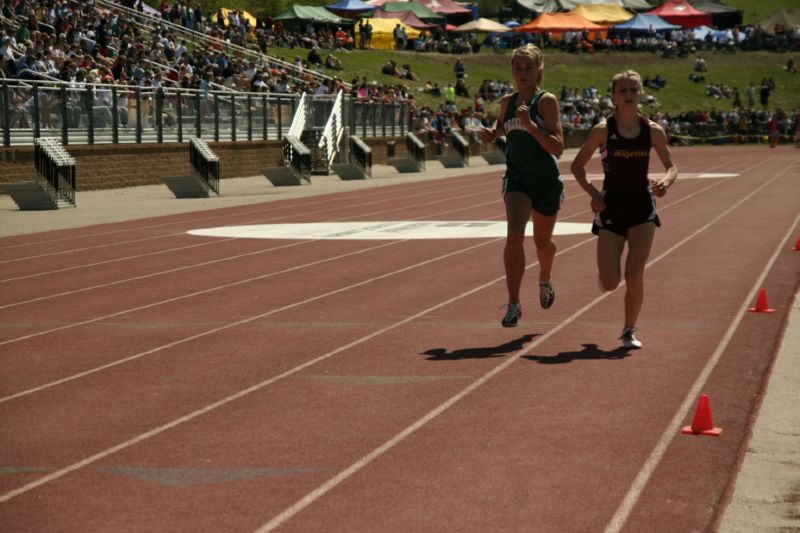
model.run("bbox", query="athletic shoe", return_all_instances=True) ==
[539,280,555,309]
[619,327,642,349]
[501,302,522,327]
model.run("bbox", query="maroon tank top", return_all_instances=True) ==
[601,115,651,193]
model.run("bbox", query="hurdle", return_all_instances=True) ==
[160,137,220,198]
[437,131,470,168]
[0,138,76,210]
[387,133,426,173]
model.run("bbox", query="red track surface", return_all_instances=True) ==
[0,146,798,532]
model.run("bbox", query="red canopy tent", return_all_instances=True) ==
[372,9,440,29]
[414,0,470,16]
[646,0,712,28]
[515,11,608,36]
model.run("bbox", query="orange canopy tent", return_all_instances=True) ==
[515,11,609,38]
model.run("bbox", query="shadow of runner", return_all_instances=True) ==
[421,334,537,361]
[523,343,632,364]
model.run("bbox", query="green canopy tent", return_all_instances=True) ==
[688,0,742,28]
[275,5,348,23]
[379,1,445,22]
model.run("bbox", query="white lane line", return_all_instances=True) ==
[604,186,800,529]
[0,166,749,401]
[0,179,489,263]
[0,158,766,505]
[0,188,497,302]
[0,161,764,502]
[255,157,794,532]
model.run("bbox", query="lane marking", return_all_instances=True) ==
[568,172,739,181]
[0,179,490,264]
[94,466,322,487]
[187,221,592,240]
[255,159,789,532]
[0,157,772,507]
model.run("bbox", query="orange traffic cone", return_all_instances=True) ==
[682,394,722,436]
[748,288,775,313]
[793,237,800,251]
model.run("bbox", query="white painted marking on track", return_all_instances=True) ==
[565,173,738,181]
[187,221,592,240]
[0,157,773,513]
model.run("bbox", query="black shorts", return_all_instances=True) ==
[503,176,565,217]
[591,188,660,237]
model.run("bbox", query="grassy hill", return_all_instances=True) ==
[273,47,800,116]
[721,0,790,25]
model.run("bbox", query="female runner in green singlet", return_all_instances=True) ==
[480,44,565,328]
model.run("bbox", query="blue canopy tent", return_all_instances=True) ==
[612,13,681,35]
[326,0,374,18]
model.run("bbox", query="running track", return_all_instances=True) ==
[0,146,798,532]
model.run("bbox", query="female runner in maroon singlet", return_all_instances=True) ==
[570,70,678,349]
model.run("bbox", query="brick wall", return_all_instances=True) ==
[0,140,284,191]
[0,131,590,192]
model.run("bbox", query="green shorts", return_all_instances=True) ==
[502,176,565,217]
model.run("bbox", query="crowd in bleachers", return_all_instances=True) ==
[0,0,353,97]
[0,0,797,144]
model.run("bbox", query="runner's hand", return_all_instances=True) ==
[650,178,668,197]
[591,192,605,213]
[515,105,534,132]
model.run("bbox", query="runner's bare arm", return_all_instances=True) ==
[480,94,510,143]
[571,122,607,211]
[649,122,678,197]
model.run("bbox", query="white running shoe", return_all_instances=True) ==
[501,302,522,327]
[619,327,642,349]
[539,280,555,309]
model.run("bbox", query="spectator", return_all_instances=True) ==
[454,58,465,79]
[443,82,455,101]
[455,78,469,98]
[759,78,770,108]
[325,54,342,71]
[694,57,706,71]
[307,46,321,66]
[381,59,400,77]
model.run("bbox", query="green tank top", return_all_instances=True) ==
[502,90,560,184]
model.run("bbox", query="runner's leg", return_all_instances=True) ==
[597,228,626,292]
[531,208,558,284]
[623,222,656,329]
[504,191,532,303]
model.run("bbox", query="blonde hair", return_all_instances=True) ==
[611,70,643,93]
[511,44,544,85]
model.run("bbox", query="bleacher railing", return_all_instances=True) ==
[1,80,411,148]
[34,137,76,206]
[189,137,220,194]
[288,92,309,140]
[318,90,344,173]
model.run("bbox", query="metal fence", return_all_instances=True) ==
[1,80,411,147]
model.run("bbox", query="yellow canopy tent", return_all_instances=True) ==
[360,17,421,49]
[573,4,633,26]
[220,7,258,34]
